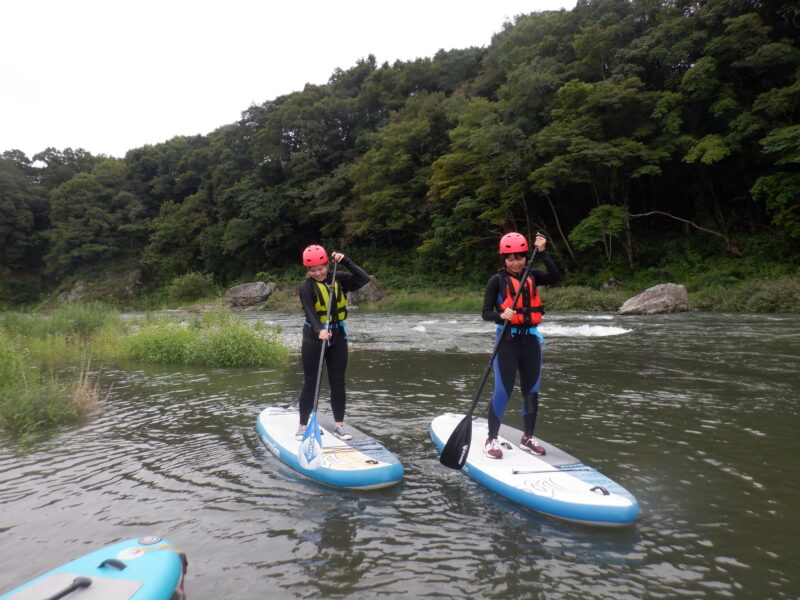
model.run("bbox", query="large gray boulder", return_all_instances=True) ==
[224,281,276,308]
[618,283,692,315]
[348,276,384,306]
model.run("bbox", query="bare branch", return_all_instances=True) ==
[629,210,744,257]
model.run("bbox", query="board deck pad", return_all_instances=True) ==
[430,413,639,526]
[5,573,142,600]
[0,537,184,600]
[257,406,403,490]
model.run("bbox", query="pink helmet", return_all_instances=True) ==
[498,232,529,254]
[302,245,328,267]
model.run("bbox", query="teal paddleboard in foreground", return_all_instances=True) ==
[257,406,403,490]
[0,536,187,600]
[431,413,640,526]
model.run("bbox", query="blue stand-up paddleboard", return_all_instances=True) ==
[257,406,403,490]
[431,413,640,526]
[0,536,187,600]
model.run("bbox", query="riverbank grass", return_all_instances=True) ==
[0,304,118,435]
[0,333,102,437]
[122,310,288,368]
[0,306,290,435]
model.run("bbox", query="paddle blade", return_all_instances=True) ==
[439,415,473,470]
[298,412,323,470]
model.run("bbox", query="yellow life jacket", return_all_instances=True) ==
[312,279,347,323]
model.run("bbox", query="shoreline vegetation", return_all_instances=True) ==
[1,272,798,437]
[0,305,288,438]
[256,276,800,314]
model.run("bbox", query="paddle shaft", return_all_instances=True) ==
[462,246,539,420]
[311,258,339,413]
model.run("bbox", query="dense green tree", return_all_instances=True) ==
[141,191,212,278]
[0,159,48,270]
[348,93,453,247]
[751,125,800,238]
[33,147,102,190]
[3,0,800,293]
[568,203,628,263]
[45,159,145,277]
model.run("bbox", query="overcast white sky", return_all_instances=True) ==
[1,0,576,159]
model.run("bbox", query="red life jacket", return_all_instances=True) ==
[498,272,543,326]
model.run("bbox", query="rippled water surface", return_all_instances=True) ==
[1,311,798,599]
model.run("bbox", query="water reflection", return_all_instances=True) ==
[1,312,798,599]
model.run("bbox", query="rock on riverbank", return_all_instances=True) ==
[618,283,692,315]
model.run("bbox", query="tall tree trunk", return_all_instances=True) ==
[546,196,577,263]
[624,216,635,269]
[702,166,725,230]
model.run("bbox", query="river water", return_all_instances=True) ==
[1,311,798,599]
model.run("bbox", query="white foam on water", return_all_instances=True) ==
[412,324,427,332]
[540,324,632,337]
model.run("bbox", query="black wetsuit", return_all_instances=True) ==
[481,252,561,439]
[298,256,370,425]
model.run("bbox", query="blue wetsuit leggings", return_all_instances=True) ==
[487,331,542,439]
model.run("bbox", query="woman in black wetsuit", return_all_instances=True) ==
[296,245,370,441]
[481,232,560,459]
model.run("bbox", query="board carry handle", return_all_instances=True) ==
[98,557,127,570]
[44,576,92,600]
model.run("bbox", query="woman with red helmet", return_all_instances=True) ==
[296,245,371,441]
[480,232,560,459]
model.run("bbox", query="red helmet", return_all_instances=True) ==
[302,245,328,267]
[498,232,529,254]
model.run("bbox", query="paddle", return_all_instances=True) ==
[439,246,539,470]
[298,257,339,470]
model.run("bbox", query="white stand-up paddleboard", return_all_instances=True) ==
[431,413,640,526]
[0,536,187,600]
[257,406,403,490]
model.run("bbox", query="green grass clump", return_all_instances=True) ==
[691,276,800,312]
[374,288,482,312]
[368,284,630,313]
[122,311,289,367]
[0,332,75,436]
[540,286,631,312]
[0,303,120,338]
[166,272,218,303]
[0,304,122,366]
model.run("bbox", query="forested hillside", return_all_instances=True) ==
[2,0,798,305]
